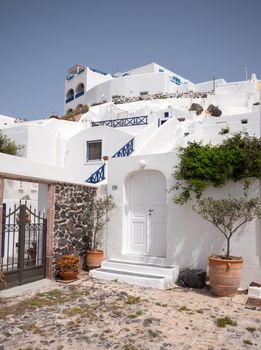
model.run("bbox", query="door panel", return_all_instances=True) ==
[128,172,166,257]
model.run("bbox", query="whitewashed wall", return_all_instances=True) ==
[64,126,135,183]
[106,153,261,289]
[85,73,183,106]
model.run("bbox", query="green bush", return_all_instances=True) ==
[0,131,18,155]
[172,132,261,204]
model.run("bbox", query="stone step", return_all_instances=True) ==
[89,260,179,289]
[101,260,179,280]
[89,268,172,289]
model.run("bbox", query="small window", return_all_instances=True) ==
[86,140,102,161]
[140,91,149,96]
[164,112,169,118]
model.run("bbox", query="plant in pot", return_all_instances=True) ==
[56,255,80,281]
[193,195,261,296]
[171,131,261,296]
[85,195,116,270]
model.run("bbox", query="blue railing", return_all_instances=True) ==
[75,90,84,99]
[65,96,74,104]
[85,164,105,184]
[92,116,148,128]
[112,138,134,158]
[90,67,108,76]
[85,139,135,183]
[170,76,181,85]
[66,75,74,81]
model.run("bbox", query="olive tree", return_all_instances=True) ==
[194,196,261,259]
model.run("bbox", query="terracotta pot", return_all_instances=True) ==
[208,256,243,297]
[86,250,104,270]
[59,271,79,281]
[103,155,109,161]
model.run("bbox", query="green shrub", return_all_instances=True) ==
[0,131,18,155]
[171,132,261,204]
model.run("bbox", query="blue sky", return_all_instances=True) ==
[0,0,260,120]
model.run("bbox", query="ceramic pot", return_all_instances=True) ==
[59,271,79,280]
[208,255,243,296]
[86,250,104,270]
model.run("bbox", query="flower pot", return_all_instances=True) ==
[103,155,109,161]
[59,271,79,281]
[208,256,243,297]
[86,250,104,270]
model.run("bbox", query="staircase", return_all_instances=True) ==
[85,138,134,184]
[89,260,179,289]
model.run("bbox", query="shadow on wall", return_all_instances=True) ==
[257,219,261,266]
[168,203,225,270]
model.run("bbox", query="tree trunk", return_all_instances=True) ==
[226,237,230,258]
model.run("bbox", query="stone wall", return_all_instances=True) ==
[53,183,96,273]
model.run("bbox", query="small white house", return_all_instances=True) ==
[1,62,261,289]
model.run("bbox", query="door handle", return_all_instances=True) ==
[148,209,154,216]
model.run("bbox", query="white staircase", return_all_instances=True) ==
[89,260,179,289]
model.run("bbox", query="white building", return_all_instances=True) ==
[1,63,261,289]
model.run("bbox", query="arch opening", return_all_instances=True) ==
[66,89,74,103]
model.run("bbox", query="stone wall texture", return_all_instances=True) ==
[53,183,96,273]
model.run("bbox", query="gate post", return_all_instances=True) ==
[46,184,55,279]
[0,177,4,262]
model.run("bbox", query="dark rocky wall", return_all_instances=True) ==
[53,183,96,273]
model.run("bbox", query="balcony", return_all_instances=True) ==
[91,115,148,128]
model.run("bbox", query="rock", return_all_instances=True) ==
[189,103,203,115]
[207,104,222,117]
[176,268,206,289]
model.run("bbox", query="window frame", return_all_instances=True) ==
[86,140,102,162]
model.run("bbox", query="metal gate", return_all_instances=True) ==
[0,202,47,290]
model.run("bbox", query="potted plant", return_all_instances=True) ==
[56,255,80,280]
[85,195,116,270]
[194,195,261,296]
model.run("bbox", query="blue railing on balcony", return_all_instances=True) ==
[170,76,181,85]
[92,116,148,128]
[112,138,134,158]
[85,164,105,184]
[90,67,108,76]
[75,90,84,99]
[65,96,74,104]
[66,74,74,81]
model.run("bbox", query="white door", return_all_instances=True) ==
[128,172,166,257]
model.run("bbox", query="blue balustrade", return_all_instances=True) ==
[65,96,74,104]
[85,164,105,184]
[75,90,84,99]
[112,138,134,158]
[92,116,148,128]
[66,75,74,81]
[170,76,181,85]
[90,67,108,76]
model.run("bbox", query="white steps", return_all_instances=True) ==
[89,260,179,289]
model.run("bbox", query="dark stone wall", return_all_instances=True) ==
[53,183,96,273]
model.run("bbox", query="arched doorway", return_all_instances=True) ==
[127,171,167,257]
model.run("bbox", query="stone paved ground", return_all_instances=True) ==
[0,274,260,350]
